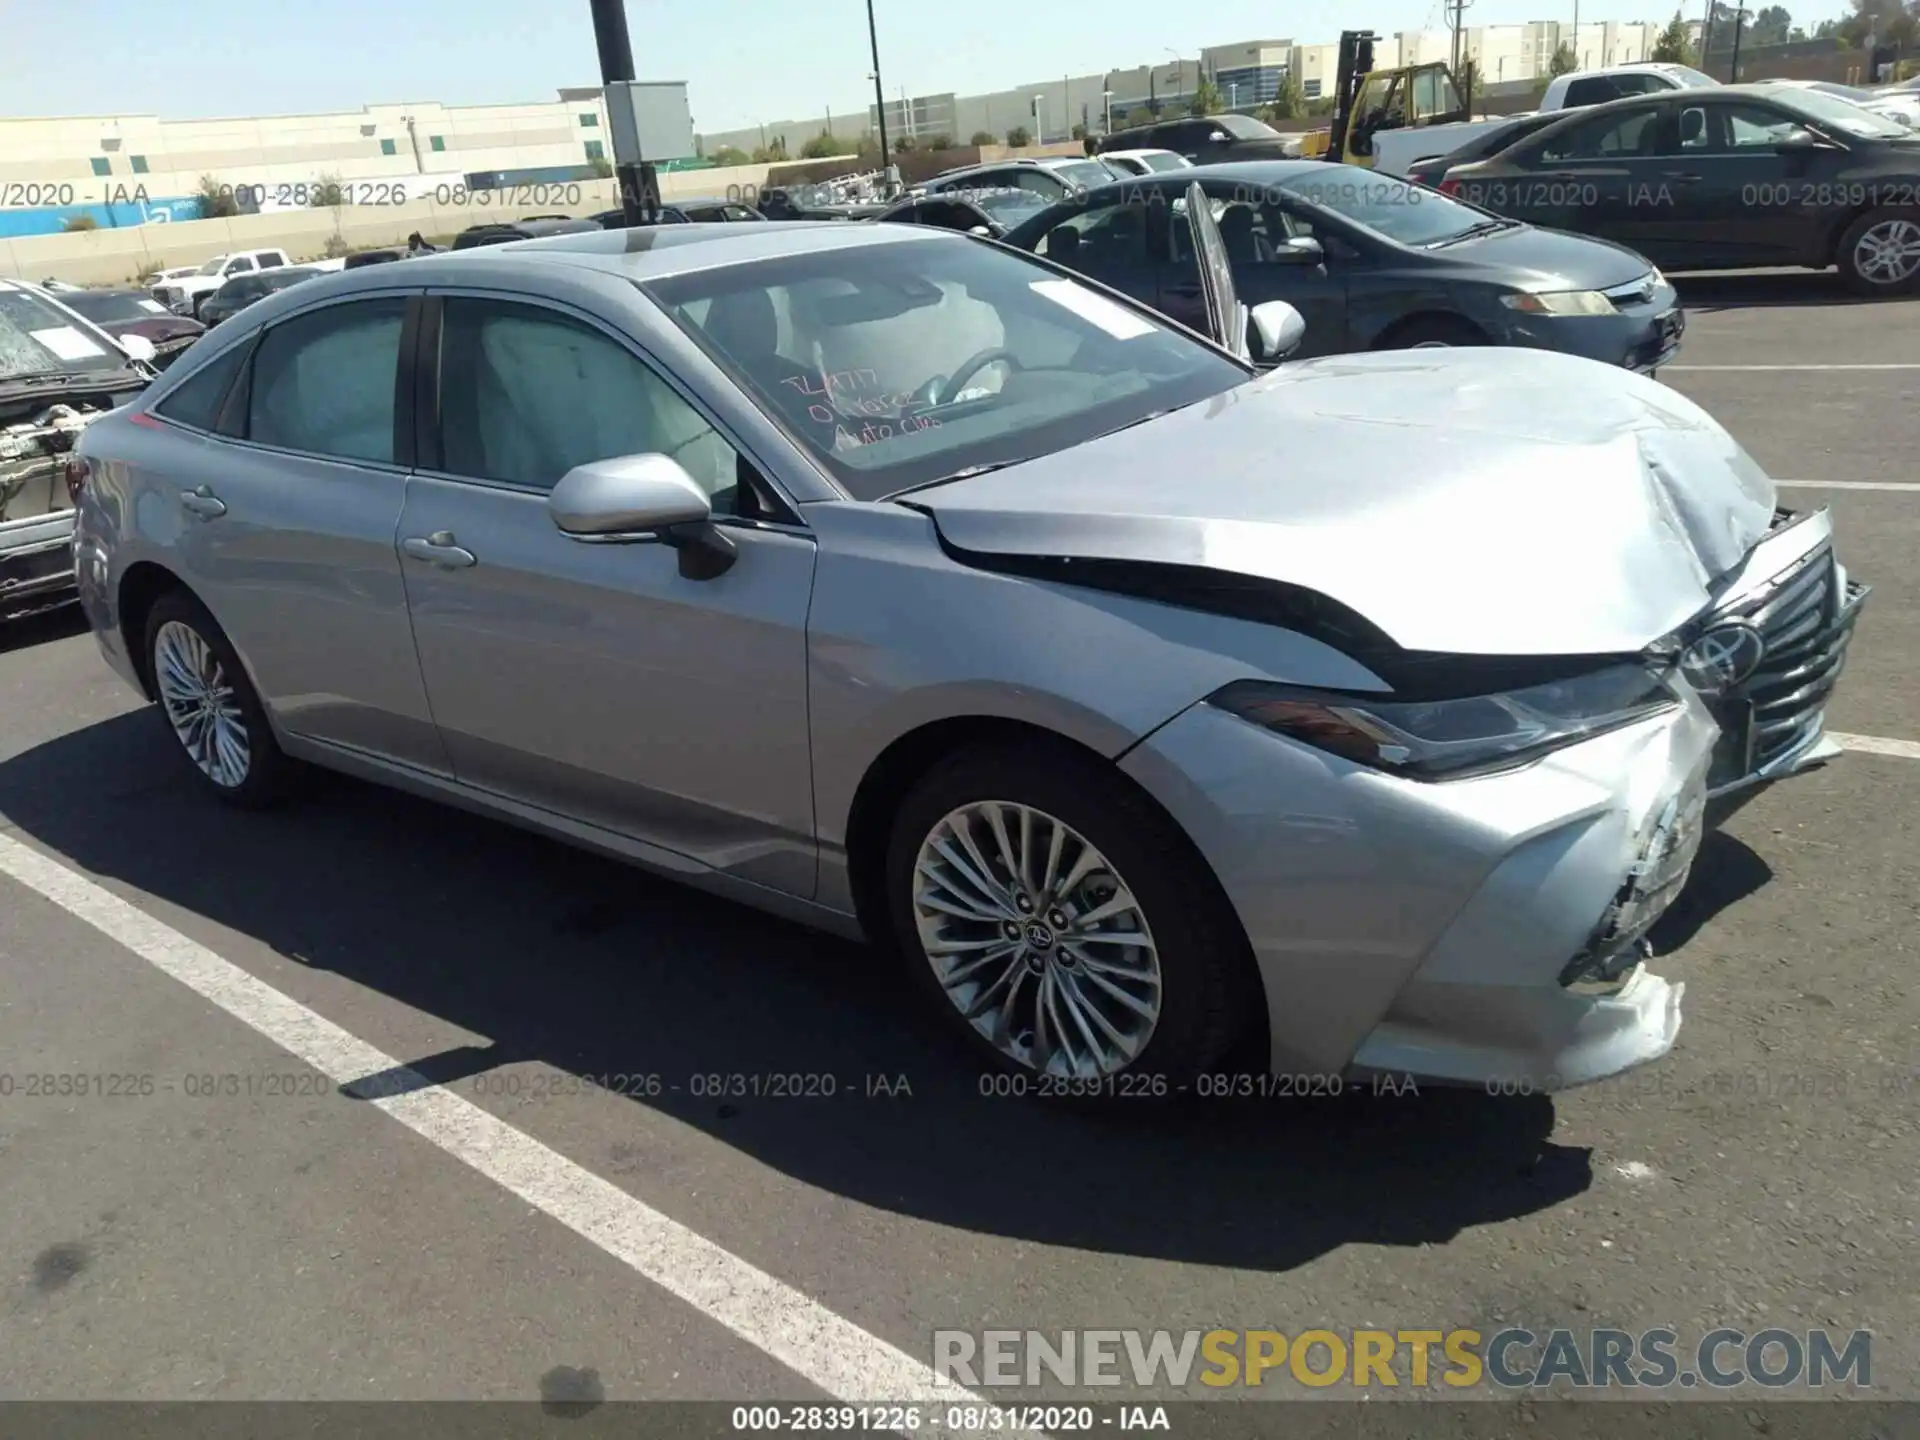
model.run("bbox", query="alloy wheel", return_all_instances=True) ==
[1854,219,1920,286]
[911,801,1162,1076]
[154,620,251,788]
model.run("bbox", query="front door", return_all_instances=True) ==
[1475,102,1678,261]
[396,293,819,897]
[165,292,449,773]
[1664,97,1839,267]
[1160,187,1349,358]
[1025,193,1163,312]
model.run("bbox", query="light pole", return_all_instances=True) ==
[1102,87,1113,133]
[587,0,655,225]
[1030,93,1045,143]
[865,0,891,179]
[1163,47,1183,109]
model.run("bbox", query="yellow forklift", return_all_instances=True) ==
[1297,30,1479,169]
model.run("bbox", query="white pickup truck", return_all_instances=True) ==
[1368,62,1722,176]
[149,248,292,319]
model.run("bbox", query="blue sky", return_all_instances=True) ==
[1,0,1845,132]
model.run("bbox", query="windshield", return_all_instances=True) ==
[973,189,1052,222]
[1278,165,1494,246]
[0,286,137,381]
[1774,86,1910,138]
[643,235,1247,500]
[1053,160,1122,190]
[63,290,173,325]
[263,268,319,289]
[194,257,229,276]
[1215,114,1281,139]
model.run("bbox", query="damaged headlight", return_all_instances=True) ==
[1209,664,1680,782]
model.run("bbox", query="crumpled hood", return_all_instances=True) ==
[911,348,1778,656]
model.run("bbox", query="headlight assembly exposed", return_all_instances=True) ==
[1500,290,1618,317]
[1208,663,1680,781]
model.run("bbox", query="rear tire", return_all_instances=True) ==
[883,743,1256,1090]
[143,590,297,809]
[1835,209,1920,296]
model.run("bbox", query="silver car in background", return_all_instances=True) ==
[70,221,1863,1093]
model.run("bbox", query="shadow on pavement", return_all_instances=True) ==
[0,709,1602,1274]
[1670,269,1902,314]
[0,604,87,657]
[1647,830,1774,955]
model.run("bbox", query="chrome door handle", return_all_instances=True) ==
[179,485,226,519]
[1661,171,1703,183]
[400,531,477,569]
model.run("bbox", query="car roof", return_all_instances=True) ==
[1102,148,1182,159]
[301,219,962,288]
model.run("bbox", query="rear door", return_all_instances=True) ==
[156,290,447,772]
[1470,102,1678,258]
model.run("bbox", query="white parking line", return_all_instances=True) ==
[0,830,1011,1428]
[1832,733,1920,761]
[1665,364,1920,372]
[1777,481,1920,492]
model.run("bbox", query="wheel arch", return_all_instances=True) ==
[841,714,1269,1063]
[1370,310,1490,348]
[116,559,190,701]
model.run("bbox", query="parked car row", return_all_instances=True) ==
[55,211,1864,1099]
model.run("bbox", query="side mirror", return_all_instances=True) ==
[1774,127,1824,152]
[1208,131,1230,143]
[1249,300,1306,362]
[1272,236,1325,265]
[967,224,992,236]
[118,333,158,364]
[548,453,737,578]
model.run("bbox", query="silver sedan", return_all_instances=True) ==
[70,221,1864,1092]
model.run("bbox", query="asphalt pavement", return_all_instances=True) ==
[1,272,1916,1421]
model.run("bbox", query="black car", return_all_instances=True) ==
[1095,112,1295,165]
[754,187,889,221]
[591,197,767,227]
[343,247,408,268]
[1403,111,1574,189]
[999,161,1684,371]
[1442,82,1920,293]
[451,217,603,249]
[198,266,324,326]
[872,186,1055,238]
[51,287,205,369]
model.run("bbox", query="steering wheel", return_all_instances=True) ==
[928,347,1023,407]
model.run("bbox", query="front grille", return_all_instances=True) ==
[1704,537,1868,789]
[1604,273,1656,308]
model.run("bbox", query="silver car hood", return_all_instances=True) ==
[910,349,1778,657]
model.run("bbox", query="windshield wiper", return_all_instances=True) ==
[883,458,1040,501]
[1427,218,1518,247]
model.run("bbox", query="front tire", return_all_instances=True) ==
[144,590,296,808]
[884,744,1255,1086]
[1836,209,1920,296]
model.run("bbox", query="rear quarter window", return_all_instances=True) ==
[152,340,250,431]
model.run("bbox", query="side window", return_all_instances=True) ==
[246,297,407,464]
[722,204,760,221]
[226,256,255,274]
[152,341,251,431]
[1537,108,1663,161]
[1722,103,1803,149]
[683,205,724,222]
[436,297,742,512]
[1008,170,1068,200]
[1032,201,1152,267]
[1563,77,1623,108]
[1410,69,1444,119]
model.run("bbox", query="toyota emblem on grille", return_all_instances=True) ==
[1680,621,1767,692]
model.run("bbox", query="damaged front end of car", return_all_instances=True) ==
[2,399,115,623]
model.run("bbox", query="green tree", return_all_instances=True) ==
[969,130,995,145]
[751,137,789,163]
[1267,70,1306,120]
[1836,0,1916,47]
[587,155,613,178]
[1189,77,1223,116]
[196,174,238,219]
[923,133,952,150]
[892,134,917,153]
[1071,122,1087,140]
[1005,124,1031,146]
[1651,9,1696,61]
[1304,95,1338,118]
[710,145,749,166]
[308,171,346,208]
[1749,4,1792,41]
[1548,41,1578,74]
[800,131,844,159]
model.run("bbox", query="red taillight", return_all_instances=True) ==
[64,455,92,505]
[1437,177,1461,196]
